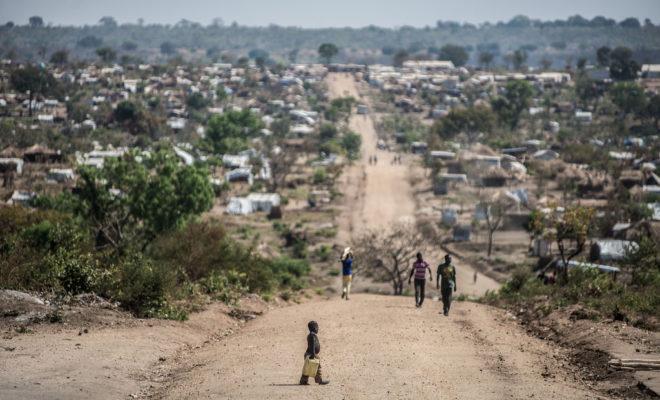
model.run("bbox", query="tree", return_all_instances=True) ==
[50,50,69,65]
[160,41,177,55]
[512,49,528,70]
[490,80,534,129]
[77,35,103,48]
[29,16,44,28]
[481,196,511,258]
[547,206,595,283]
[609,82,647,118]
[478,52,494,69]
[96,47,117,63]
[591,16,616,27]
[114,101,138,123]
[574,74,600,109]
[438,44,468,67]
[382,46,396,56]
[354,222,429,295]
[186,92,208,110]
[319,123,338,141]
[268,141,299,191]
[340,131,362,160]
[206,110,263,154]
[325,96,355,123]
[98,16,118,28]
[609,46,640,81]
[10,65,58,117]
[122,41,138,51]
[540,58,553,70]
[113,101,160,136]
[644,94,660,129]
[318,43,339,64]
[431,106,495,141]
[596,46,611,67]
[619,17,641,28]
[287,49,299,64]
[248,48,269,60]
[392,49,409,67]
[74,149,213,251]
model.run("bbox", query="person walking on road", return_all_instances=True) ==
[437,254,457,316]
[299,321,330,385]
[408,252,432,308]
[340,247,353,300]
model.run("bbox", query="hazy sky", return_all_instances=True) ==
[0,0,658,28]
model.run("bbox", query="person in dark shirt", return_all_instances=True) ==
[408,252,432,308]
[299,321,329,385]
[340,247,353,300]
[437,254,457,316]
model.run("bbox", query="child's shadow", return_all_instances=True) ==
[270,383,302,387]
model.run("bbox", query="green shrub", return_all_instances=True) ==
[313,168,327,184]
[200,271,248,305]
[151,303,188,321]
[500,265,533,296]
[268,257,310,291]
[115,254,173,317]
[47,250,98,295]
[314,245,332,262]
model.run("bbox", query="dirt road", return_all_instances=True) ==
[328,73,498,297]
[161,294,603,400]
[329,73,415,235]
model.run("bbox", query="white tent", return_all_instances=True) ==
[247,193,281,213]
[226,197,253,215]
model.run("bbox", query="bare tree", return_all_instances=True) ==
[267,142,300,191]
[480,195,511,258]
[354,222,429,295]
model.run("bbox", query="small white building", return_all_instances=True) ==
[225,168,253,185]
[589,239,638,262]
[532,149,559,161]
[575,111,593,123]
[8,190,35,206]
[429,151,456,160]
[47,168,75,183]
[247,193,281,213]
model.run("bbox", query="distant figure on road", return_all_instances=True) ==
[473,271,478,284]
[299,321,330,385]
[437,254,457,316]
[340,247,353,300]
[408,252,432,308]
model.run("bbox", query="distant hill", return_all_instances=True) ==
[2,16,659,67]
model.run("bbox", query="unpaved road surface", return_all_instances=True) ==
[161,294,604,400]
[328,73,415,234]
[329,73,498,297]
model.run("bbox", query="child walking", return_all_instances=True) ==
[299,321,330,385]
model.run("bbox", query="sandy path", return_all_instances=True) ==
[161,294,604,400]
[328,74,498,297]
[330,73,415,235]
